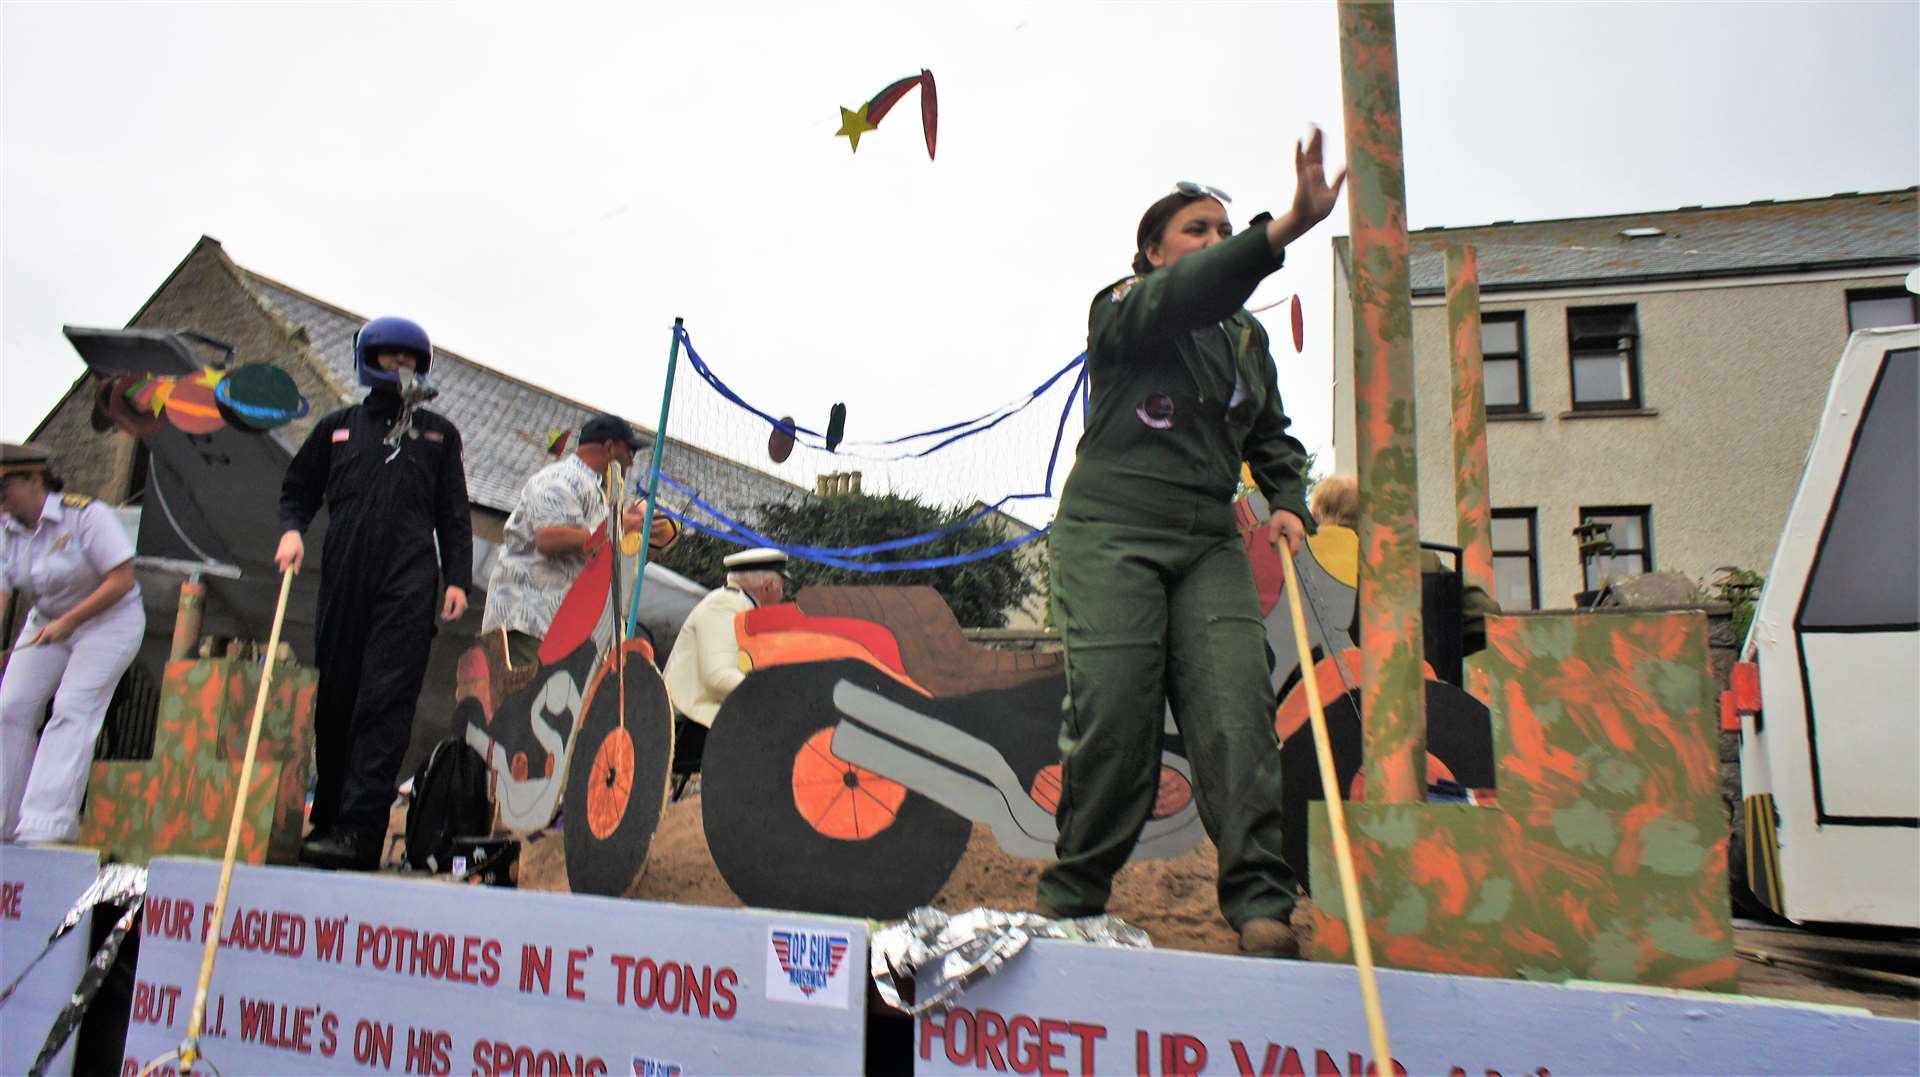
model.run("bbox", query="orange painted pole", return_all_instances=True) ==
[1338,0,1426,800]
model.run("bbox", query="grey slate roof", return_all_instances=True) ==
[242,272,804,518]
[1338,188,1919,296]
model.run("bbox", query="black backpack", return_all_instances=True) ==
[404,737,492,873]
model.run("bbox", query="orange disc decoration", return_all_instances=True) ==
[1290,294,1305,353]
[585,727,635,840]
[1028,764,1064,815]
[561,639,673,898]
[790,728,907,840]
[165,372,226,434]
[1153,766,1194,819]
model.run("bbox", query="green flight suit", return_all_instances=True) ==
[1038,226,1314,929]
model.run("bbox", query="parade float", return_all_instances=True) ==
[3,5,1915,1074]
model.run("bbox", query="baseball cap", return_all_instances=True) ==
[579,414,643,450]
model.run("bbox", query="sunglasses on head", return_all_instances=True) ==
[1173,181,1231,205]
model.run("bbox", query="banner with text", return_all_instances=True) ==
[913,938,1920,1076]
[0,845,102,1076]
[122,857,867,1076]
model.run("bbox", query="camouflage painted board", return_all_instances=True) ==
[1306,610,1734,990]
[81,657,317,866]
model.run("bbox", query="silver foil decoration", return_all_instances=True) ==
[0,863,146,1011]
[61,863,148,932]
[870,906,1151,1016]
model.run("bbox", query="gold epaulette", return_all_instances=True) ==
[61,493,94,509]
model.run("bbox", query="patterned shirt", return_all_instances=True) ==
[481,455,608,638]
[480,455,678,638]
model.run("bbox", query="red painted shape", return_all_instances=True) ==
[768,416,796,463]
[1720,690,1740,733]
[1731,661,1761,711]
[1237,498,1285,615]
[541,524,612,665]
[918,69,938,160]
[742,603,907,678]
[1290,294,1304,353]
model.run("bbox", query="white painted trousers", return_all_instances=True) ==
[0,601,144,843]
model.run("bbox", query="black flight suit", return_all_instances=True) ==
[280,388,472,842]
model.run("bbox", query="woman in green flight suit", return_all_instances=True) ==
[1037,129,1346,957]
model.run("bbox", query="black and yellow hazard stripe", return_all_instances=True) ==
[1744,794,1786,915]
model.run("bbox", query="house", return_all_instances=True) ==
[1330,187,1919,609]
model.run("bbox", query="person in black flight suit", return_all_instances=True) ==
[276,316,472,870]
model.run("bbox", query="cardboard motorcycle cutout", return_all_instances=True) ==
[697,495,1496,920]
[454,483,675,899]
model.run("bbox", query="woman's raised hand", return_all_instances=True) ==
[1290,124,1347,230]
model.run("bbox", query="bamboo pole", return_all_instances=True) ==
[144,566,297,1076]
[1281,546,1394,1073]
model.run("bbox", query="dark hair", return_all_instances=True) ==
[1131,191,1217,275]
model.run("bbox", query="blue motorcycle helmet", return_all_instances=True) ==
[354,316,433,387]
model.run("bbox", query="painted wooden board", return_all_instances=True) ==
[911,937,1919,1075]
[0,845,101,1076]
[81,657,316,866]
[120,857,867,1076]
[1307,610,1734,990]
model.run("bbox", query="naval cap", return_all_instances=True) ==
[722,547,789,570]
[0,442,53,478]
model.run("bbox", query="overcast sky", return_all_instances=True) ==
[4,2,1916,503]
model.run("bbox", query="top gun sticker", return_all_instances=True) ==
[765,926,853,1008]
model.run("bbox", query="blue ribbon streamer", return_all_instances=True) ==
[650,326,1088,572]
[661,505,1046,572]
[654,474,1031,557]
[677,326,1086,457]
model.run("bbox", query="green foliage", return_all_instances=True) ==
[652,525,736,591]
[1706,566,1765,645]
[653,493,1040,629]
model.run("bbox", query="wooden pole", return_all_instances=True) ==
[1281,546,1394,1072]
[149,566,297,1075]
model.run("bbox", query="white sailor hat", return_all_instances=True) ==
[722,547,789,570]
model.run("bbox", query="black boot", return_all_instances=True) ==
[298,828,335,866]
[299,828,383,871]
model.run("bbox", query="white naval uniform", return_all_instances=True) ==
[0,492,144,843]
[661,585,757,728]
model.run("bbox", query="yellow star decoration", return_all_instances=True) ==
[836,103,877,153]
